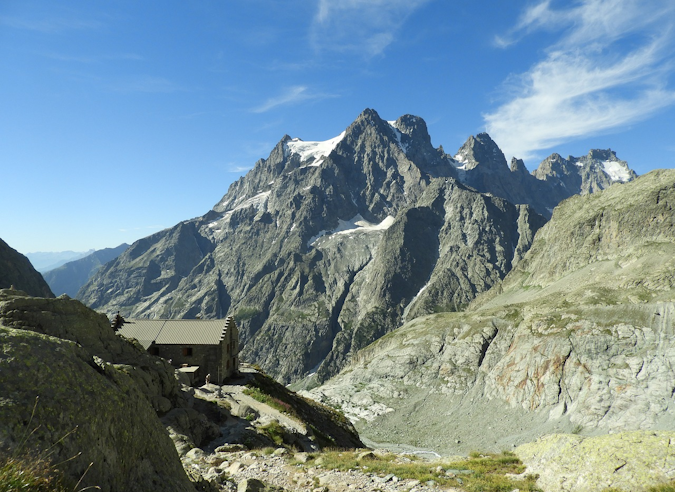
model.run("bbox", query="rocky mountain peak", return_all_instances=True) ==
[532,148,636,198]
[587,148,617,161]
[534,153,575,179]
[392,114,431,142]
[510,157,529,174]
[454,132,507,171]
[348,108,389,134]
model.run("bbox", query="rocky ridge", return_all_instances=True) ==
[77,109,635,385]
[307,170,675,459]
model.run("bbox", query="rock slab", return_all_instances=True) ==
[516,431,675,492]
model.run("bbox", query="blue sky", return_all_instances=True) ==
[2,0,675,254]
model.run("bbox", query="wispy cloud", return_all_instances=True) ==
[485,0,675,161]
[310,0,431,57]
[228,165,254,173]
[0,15,102,33]
[251,85,338,113]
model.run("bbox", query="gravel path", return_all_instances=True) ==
[186,448,462,492]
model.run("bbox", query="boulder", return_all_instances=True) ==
[0,325,195,492]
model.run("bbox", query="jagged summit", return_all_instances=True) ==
[453,132,507,171]
[534,147,636,195]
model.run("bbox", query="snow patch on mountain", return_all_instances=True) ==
[308,214,396,248]
[387,121,409,153]
[602,160,631,182]
[452,152,470,170]
[208,191,271,230]
[285,131,346,166]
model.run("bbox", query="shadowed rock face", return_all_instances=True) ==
[77,109,635,385]
[308,170,675,455]
[0,238,53,298]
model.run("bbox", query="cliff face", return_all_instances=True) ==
[0,238,53,298]
[307,170,675,455]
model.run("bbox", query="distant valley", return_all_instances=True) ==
[42,243,129,297]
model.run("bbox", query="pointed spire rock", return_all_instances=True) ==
[510,157,529,174]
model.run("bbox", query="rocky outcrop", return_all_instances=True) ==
[451,134,634,218]
[77,109,636,385]
[0,290,185,412]
[307,170,675,455]
[515,432,675,492]
[0,238,53,298]
[0,290,196,492]
[43,243,129,297]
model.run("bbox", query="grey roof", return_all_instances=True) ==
[118,319,230,349]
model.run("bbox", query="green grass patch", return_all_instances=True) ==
[243,386,295,417]
[648,483,675,492]
[234,307,261,322]
[0,452,69,492]
[259,422,285,446]
[299,450,541,491]
[244,371,360,449]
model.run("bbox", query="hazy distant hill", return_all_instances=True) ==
[26,250,93,273]
[43,243,129,297]
[0,238,54,297]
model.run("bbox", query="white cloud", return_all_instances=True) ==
[311,0,431,57]
[485,0,675,161]
[251,85,337,113]
[228,165,254,173]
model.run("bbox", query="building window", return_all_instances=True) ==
[183,347,193,357]
[149,346,160,356]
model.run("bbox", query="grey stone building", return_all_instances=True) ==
[117,316,239,384]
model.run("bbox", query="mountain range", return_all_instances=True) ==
[43,243,129,297]
[26,249,94,273]
[76,109,636,385]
